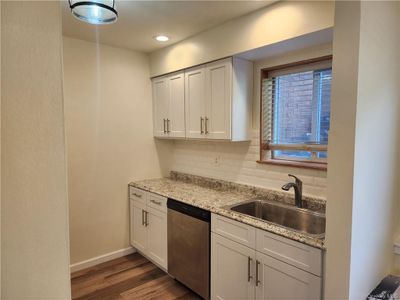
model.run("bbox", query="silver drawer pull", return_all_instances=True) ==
[200,117,204,134]
[205,117,209,134]
[247,257,252,282]
[256,260,261,286]
[132,192,142,198]
[145,210,149,226]
[150,199,162,206]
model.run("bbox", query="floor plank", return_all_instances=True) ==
[71,253,202,300]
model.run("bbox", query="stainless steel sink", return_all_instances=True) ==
[225,199,325,238]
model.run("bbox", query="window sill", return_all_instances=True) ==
[257,159,327,171]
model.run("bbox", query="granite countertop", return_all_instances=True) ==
[129,172,326,249]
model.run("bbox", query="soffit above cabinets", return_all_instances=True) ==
[61,0,276,53]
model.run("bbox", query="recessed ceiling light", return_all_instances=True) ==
[154,35,170,42]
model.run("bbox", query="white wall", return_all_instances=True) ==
[171,44,332,199]
[1,2,71,299]
[150,1,334,76]
[325,1,400,298]
[349,2,400,297]
[63,37,172,264]
[324,2,360,298]
[0,1,2,295]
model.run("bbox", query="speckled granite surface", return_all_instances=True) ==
[129,171,326,249]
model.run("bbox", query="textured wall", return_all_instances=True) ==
[325,2,400,298]
[2,2,71,299]
[63,37,173,264]
[348,2,400,297]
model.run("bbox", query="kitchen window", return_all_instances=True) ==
[259,56,332,170]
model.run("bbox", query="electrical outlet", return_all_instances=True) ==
[214,156,221,166]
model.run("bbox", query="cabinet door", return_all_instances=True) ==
[211,233,255,300]
[130,200,147,253]
[152,76,169,137]
[255,251,322,300]
[168,72,185,138]
[147,207,168,270]
[185,66,206,139]
[205,58,232,140]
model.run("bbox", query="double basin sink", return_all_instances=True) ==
[225,199,325,238]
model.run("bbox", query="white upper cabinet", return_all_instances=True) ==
[152,57,253,141]
[152,76,169,137]
[152,71,185,138]
[205,59,232,139]
[185,57,253,141]
[185,66,206,139]
[168,72,185,138]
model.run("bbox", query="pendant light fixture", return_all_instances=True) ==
[69,0,118,25]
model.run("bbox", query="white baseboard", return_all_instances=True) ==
[70,247,136,273]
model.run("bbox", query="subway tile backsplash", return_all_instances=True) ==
[170,130,327,199]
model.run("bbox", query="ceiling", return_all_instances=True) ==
[61,1,275,53]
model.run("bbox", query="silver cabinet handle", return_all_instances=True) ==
[256,260,261,286]
[145,211,149,227]
[167,118,170,133]
[205,117,209,134]
[141,209,145,226]
[150,199,162,206]
[248,257,253,282]
[163,118,166,133]
[133,192,142,198]
[200,117,204,134]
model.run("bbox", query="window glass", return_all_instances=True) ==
[260,58,332,166]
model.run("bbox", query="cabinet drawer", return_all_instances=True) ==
[256,229,322,276]
[129,186,147,205]
[211,214,256,248]
[148,193,167,213]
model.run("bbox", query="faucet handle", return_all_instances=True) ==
[288,174,302,192]
[288,174,302,186]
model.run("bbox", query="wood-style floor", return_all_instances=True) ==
[71,253,202,300]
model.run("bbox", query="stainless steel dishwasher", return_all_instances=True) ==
[167,198,210,300]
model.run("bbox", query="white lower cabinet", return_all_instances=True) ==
[211,214,322,300]
[146,206,168,268]
[255,251,321,300]
[130,200,147,253]
[129,187,168,270]
[211,233,255,300]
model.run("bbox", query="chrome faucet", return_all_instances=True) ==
[281,174,303,208]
